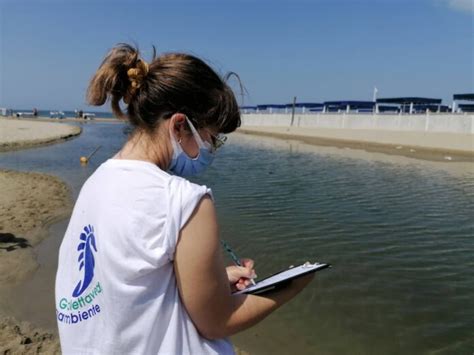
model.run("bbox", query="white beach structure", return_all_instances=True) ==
[452,94,474,113]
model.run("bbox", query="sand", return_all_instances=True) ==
[0,169,72,286]
[0,118,78,353]
[0,317,60,354]
[0,118,82,151]
[238,126,474,162]
[0,169,73,354]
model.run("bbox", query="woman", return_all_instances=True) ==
[55,43,314,354]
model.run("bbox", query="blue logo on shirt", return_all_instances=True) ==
[72,224,98,297]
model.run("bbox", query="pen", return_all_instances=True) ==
[220,240,256,286]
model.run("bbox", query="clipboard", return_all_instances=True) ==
[233,261,330,295]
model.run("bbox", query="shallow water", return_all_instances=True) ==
[0,122,473,354]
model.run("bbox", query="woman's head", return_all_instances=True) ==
[87,43,241,135]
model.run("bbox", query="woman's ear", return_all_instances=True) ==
[170,113,187,139]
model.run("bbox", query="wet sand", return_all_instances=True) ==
[0,169,72,285]
[0,317,60,354]
[0,169,73,354]
[238,126,474,162]
[0,118,82,152]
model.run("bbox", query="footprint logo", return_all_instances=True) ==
[72,225,98,297]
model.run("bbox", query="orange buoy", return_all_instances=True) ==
[79,145,102,165]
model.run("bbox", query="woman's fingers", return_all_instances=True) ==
[228,265,256,279]
[226,265,256,285]
[239,258,257,279]
[240,258,254,269]
[236,278,252,289]
[230,275,256,292]
[241,266,256,278]
[226,258,257,291]
[238,277,252,286]
[235,282,247,291]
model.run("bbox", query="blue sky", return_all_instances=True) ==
[0,0,472,111]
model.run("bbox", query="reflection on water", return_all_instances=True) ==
[0,124,473,355]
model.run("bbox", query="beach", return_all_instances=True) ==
[0,118,82,151]
[0,118,78,354]
[238,125,474,161]
[0,169,72,285]
[0,119,77,286]
[0,317,60,354]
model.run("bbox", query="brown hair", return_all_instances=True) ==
[87,43,241,133]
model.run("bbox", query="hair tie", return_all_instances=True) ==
[124,59,149,103]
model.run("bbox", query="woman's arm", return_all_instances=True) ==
[174,195,314,340]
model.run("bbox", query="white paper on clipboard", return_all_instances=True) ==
[233,261,330,295]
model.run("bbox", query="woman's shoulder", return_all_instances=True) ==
[167,175,213,201]
[77,159,171,202]
[100,159,170,178]
[165,175,214,242]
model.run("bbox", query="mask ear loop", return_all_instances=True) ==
[169,116,184,155]
[185,116,210,150]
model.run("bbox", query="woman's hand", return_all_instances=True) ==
[226,258,257,292]
[175,197,315,340]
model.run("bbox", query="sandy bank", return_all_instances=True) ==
[0,169,73,353]
[238,126,474,162]
[0,317,60,354]
[0,169,72,285]
[0,118,82,151]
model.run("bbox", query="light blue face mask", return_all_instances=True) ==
[168,117,215,177]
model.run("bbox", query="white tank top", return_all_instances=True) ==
[55,159,234,354]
